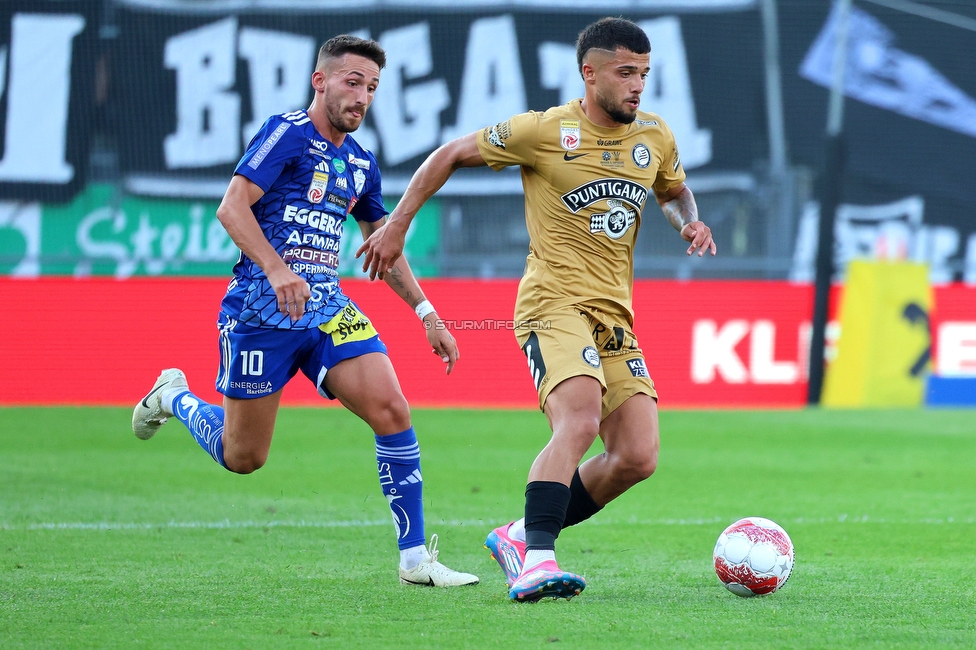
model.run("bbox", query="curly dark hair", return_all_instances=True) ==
[576,17,651,74]
[317,35,386,71]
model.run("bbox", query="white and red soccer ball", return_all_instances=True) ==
[713,517,794,597]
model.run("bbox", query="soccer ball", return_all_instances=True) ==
[713,517,794,597]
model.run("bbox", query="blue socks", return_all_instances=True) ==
[375,427,426,551]
[169,391,227,468]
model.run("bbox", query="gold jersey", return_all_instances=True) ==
[476,99,685,325]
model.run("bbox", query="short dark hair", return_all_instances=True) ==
[317,35,386,71]
[576,17,651,73]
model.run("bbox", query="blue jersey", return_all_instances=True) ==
[220,109,386,330]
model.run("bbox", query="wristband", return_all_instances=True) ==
[415,299,436,320]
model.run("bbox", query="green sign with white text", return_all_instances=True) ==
[0,184,439,278]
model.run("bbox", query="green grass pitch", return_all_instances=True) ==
[1,406,974,648]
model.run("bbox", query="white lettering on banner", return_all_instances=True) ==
[374,22,450,166]
[638,17,711,170]
[0,13,84,183]
[156,16,710,171]
[0,201,41,277]
[693,319,819,385]
[790,196,963,284]
[538,42,584,105]
[75,205,238,278]
[164,18,240,168]
[692,320,749,384]
[937,323,976,377]
[442,14,527,143]
[238,27,314,148]
[750,320,799,384]
[801,3,976,139]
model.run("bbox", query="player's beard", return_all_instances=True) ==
[324,92,365,133]
[597,90,637,125]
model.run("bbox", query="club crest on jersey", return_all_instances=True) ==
[560,120,581,151]
[353,168,366,195]
[307,171,329,204]
[632,143,651,169]
[590,199,637,240]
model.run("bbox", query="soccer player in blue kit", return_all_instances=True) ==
[131,35,479,588]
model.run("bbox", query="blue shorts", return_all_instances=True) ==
[215,302,388,400]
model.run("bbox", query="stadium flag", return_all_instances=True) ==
[822,261,932,407]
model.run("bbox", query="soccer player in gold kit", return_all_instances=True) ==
[357,17,716,601]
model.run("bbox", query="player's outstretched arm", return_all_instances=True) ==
[655,183,717,257]
[358,218,460,375]
[356,132,486,280]
[216,174,311,321]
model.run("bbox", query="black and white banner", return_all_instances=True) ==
[780,1,976,283]
[112,6,766,191]
[0,2,97,201]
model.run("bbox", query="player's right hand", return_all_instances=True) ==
[424,314,459,375]
[355,220,407,281]
[267,266,311,321]
[681,221,717,257]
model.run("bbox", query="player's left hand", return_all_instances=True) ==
[681,221,717,257]
[423,314,459,375]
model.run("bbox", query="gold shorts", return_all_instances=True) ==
[515,306,657,420]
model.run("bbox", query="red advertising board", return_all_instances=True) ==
[3,278,973,408]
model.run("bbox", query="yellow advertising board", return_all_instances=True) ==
[822,261,932,407]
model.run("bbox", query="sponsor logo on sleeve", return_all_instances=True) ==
[560,119,581,151]
[353,168,366,195]
[485,120,512,150]
[247,122,290,170]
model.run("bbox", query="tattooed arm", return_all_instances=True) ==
[358,217,460,374]
[655,183,717,257]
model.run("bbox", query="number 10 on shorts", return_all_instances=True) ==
[240,350,264,376]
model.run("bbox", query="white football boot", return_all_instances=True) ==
[398,534,480,587]
[131,368,188,440]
